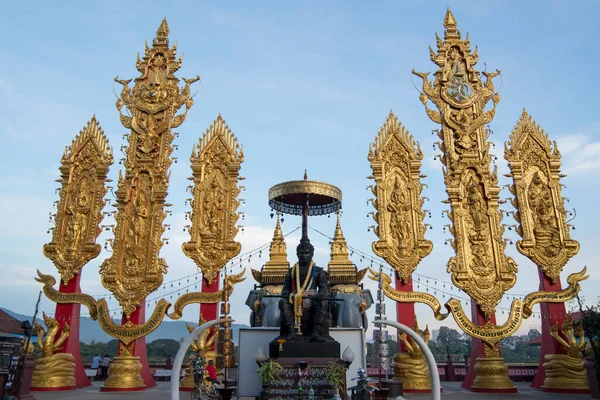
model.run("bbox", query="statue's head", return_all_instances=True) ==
[296,237,314,266]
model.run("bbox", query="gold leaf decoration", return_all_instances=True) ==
[100,19,199,317]
[368,111,432,282]
[43,116,113,284]
[412,9,516,318]
[182,114,243,285]
[504,110,579,282]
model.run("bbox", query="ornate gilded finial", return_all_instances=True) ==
[44,116,113,285]
[183,114,244,285]
[101,21,199,317]
[328,211,360,284]
[412,9,511,318]
[443,8,459,39]
[253,213,290,285]
[368,111,432,283]
[505,110,579,283]
[154,17,170,46]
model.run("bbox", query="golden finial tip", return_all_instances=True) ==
[154,17,170,43]
[443,8,458,37]
[444,8,457,26]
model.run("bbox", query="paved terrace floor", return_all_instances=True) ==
[30,381,591,399]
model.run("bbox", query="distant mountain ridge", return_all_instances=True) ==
[1,308,248,344]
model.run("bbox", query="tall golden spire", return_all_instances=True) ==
[328,213,363,285]
[265,213,289,269]
[100,19,200,317]
[251,213,290,285]
[413,8,514,318]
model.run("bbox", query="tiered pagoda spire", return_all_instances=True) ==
[251,213,290,285]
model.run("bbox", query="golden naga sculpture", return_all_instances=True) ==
[168,269,246,320]
[504,110,579,282]
[369,266,588,348]
[31,313,76,388]
[183,114,244,285]
[412,9,516,318]
[36,269,171,345]
[36,270,98,319]
[100,18,200,317]
[43,117,113,284]
[368,111,432,282]
[542,315,589,390]
[252,213,290,286]
[180,317,217,389]
[393,321,431,390]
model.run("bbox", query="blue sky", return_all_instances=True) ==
[1,0,599,338]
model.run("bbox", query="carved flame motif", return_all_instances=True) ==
[100,19,199,317]
[412,10,517,318]
[183,115,243,284]
[368,111,433,282]
[505,110,579,282]
[44,117,113,285]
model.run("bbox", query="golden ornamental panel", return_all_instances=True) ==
[100,19,199,317]
[412,10,516,317]
[504,110,579,282]
[368,111,432,282]
[43,117,113,285]
[182,115,243,285]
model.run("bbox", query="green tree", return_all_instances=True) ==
[436,326,468,356]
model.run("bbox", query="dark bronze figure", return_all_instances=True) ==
[280,237,329,342]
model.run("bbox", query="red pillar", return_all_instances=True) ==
[50,274,90,388]
[200,273,220,341]
[394,274,416,349]
[530,269,568,389]
[119,301,156,388]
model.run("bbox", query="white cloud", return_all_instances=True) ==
[556,133,600,176]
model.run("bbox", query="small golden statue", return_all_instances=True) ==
[542,315,589,390]
[31,313,76,389]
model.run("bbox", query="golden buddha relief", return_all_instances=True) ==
[43,117,113,284]
[505,110,579,282]
[368,111,432,283]
[183,115,244,284]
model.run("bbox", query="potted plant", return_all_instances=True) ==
[256,359,283,388]
[327,361,346,400]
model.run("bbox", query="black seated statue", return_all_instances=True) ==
[279,237,331,342]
